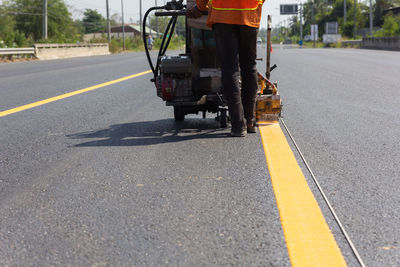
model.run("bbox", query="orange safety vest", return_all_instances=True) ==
[210,0,263,10]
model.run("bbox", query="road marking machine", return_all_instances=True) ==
[143,0,282,127]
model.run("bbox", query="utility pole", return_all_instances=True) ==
[106,0,111,43]
[300,3,303,41]
[121,0,125,51]
[140,0,143,33]
[369,0,373,35]
[311,1,314,26]
[354,0,357,38]
[312,0,315,48]
[344,0,346,24]
[155,0,159,37]
[42,0,47,40]
[285,18,288,40]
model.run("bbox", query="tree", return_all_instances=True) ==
[8,0,79,43]
[301,0,367,38]
[373,0,399,27]
[149,15,166,35]
[82,9,106,34]
[110,13,121,27]
[73,19,85,36]
[0,3,18,47]
[289,15,301,37]
[147,14,186,37]
[374,12,400,36]
[175,16,185,37]
[258,28,267,42]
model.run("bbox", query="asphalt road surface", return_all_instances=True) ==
[0,48,399,266]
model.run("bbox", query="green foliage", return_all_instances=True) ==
[148,14,186,37]
[14,31,28,47]
[153,35,185,50]
[374,13,400,37]
[374,0,394,27]
[73,19,85,36]
[149,15,170,36]
[258,28,267,41]
[14,0,78,42]
[300,0,368,39]
[0,5,17,47]
[289,15,301,37]
[0,0,81,46]
[100,35,185,54]
[82,9,106,34]
[290,35,300,43]
[303,41,325,48]
[175,16,186,37]
[271,26,287,42]
[110,13,121,27]
[271,36,282,44]
[111,37,144,53]
[342,22,354,37]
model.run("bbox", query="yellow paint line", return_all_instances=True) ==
[0,70,152,118]
[259,122,347,267]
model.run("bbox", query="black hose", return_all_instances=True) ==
[143,6,164,75]
[156,16,174,65]
[143,1,185,80]
[155,15,178,77]
[162,16,177,55]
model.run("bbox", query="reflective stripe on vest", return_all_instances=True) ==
[210,0,263,11]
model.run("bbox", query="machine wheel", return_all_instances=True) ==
[220,108,227,128]
[174,106,185,121]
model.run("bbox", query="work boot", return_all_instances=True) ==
[247,123,257,133]
[230,129,247,137]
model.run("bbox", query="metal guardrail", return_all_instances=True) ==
[1,44,108,60]
[34,43,108,49]
[0,48,35,56]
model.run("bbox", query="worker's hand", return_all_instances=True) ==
[187,5,203,19]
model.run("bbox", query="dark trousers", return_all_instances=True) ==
[213,23,258,131]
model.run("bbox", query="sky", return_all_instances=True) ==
[63,0,306,29]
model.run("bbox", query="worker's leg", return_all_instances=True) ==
[213,23,245,132]
[238,25,258,127]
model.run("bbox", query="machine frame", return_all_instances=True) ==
[142,0,281,126]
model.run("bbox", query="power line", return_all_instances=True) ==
[1,11,44,16]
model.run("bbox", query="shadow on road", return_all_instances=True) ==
[67,119,229,147]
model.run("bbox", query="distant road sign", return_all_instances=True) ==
[280,4,298,15]
[325,22,339,34]
[311,24,318,41]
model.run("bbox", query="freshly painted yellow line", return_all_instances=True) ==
[0,70,152,118]
[259,122,347,267]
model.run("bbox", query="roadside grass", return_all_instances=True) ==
[302,41,360,49]
[302,41,325,48]
[90,36,185,54]
[0,54,37,63]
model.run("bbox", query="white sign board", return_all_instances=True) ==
[311,24,318,41]
[323,34,341,44]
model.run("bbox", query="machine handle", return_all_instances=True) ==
[155,10,186,16]
[155,10,208,16]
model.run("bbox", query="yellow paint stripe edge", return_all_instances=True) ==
[0,70,152,118]
[259,123,347,267]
